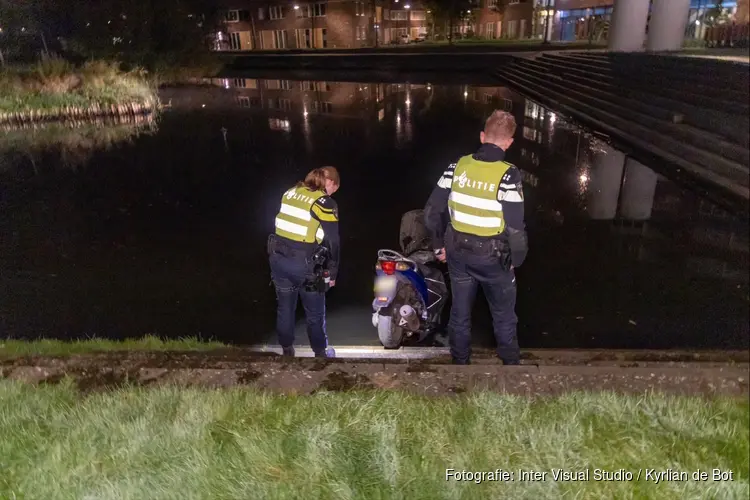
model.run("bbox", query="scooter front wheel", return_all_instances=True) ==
[377,314,404,349]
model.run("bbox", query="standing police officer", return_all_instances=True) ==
[424,110,528,365]
[268,166,340,358]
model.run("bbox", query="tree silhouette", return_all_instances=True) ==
[423,0,476,43]
[1,0,221,67]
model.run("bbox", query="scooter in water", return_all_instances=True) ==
[371,210,449,349]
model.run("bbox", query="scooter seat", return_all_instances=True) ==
[408,250,436,265]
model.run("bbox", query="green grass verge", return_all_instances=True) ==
[0,57,158,117]
[0,384,747,499]
[0,335,226,357]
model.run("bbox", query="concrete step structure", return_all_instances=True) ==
[513,58,750,148]
[538,54,749,104]
[545,53,749,94]
[505,61,749,178]
[524,57,749,118]
[496,52,750,212]
[512,58,750,166]
[500,64,749,193]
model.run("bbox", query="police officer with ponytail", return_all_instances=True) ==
[424,110,528,365]
[268,166,340,358]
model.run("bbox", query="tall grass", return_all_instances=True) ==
[147,54,224,87]
[0,56,158,121]
[0,384,747,499]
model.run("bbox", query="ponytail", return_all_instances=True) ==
[297,166,340,192]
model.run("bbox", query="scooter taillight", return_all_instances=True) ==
[380,260,396,275]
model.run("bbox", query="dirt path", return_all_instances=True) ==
[2,349,748,397]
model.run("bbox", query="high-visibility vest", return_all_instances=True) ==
[274,186,326,243]
[447,154,511,237]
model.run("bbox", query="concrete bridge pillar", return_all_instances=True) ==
[620,158,658,221]
[608,0,651,51]
[647,0,692,51]
[587,144,626,220]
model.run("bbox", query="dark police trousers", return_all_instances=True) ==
[269,248,329,356]
[446,244,520,365]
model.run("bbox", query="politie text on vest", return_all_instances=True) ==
[454,170,496,193]
[285,189,316,204]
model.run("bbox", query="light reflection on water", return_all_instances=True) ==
[0,76,747,349]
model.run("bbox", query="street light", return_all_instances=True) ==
[294,4,300,9]
[405,4,410,8]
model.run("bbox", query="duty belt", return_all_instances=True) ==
[451,232,506,256]
[449,229,512,270]
[267,234,313,259]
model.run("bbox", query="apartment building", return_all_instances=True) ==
[214,0,431,50]
[474,0,535,39]
[213,0,748,48]
[382,0,430,43]
[214,1,368,50]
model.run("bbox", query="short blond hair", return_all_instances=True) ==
[484,110,517,142]
[298,166,340,191]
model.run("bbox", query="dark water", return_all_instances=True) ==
[1,76,747,350]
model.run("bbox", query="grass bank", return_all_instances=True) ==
[0,335,226,357]
[0,58,158,123]
[0,384,746,499]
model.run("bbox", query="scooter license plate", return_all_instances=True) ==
[374,275,398,295]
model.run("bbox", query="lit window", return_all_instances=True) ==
[269,118,291,131]
[269,6,285,19]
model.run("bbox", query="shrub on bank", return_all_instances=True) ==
[0,57,158,120]
[140,53,224,87]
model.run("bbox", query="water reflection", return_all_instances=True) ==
[165,72,749,313]
[85,79,750,289]
[0,115,157,176]
[1,76,747,349]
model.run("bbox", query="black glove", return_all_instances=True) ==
[507,228,528,268]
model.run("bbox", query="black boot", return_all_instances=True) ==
[315,347,336,358]
[282,346,295,357]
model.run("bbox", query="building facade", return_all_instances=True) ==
[549,0,746,43]
[214,0,432,50]
[474,0,536,40]
[213,0,748,49]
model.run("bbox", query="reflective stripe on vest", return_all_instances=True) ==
[274,186,326,243]
[447,155,511,237]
